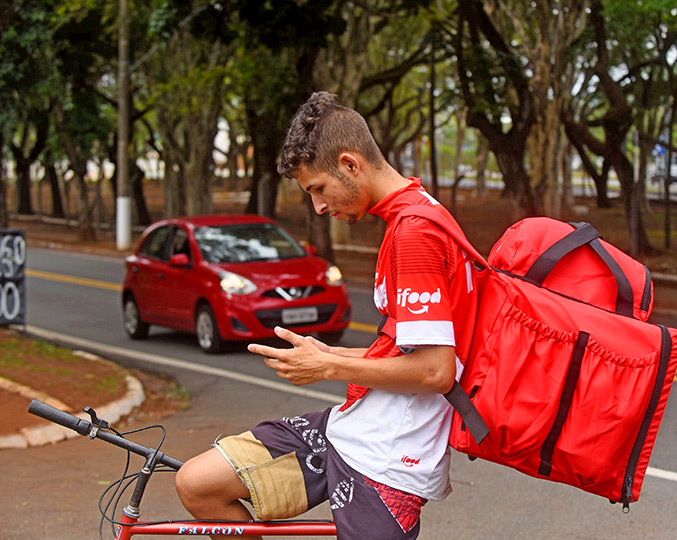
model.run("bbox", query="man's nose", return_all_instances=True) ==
[312,196,328,215]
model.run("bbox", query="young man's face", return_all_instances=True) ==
[295,164,369,225]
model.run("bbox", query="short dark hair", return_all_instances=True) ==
[277,91,384,180]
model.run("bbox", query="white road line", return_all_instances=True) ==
[646,466,677,482]
[24,325,677,484]
[25,325,344,405]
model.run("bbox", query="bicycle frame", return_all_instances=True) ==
[28,399,337,538]
[114,516,337,538]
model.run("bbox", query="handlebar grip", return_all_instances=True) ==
[28,399,92,436]
[28,399,184,470]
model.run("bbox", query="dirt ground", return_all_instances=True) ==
[0,328,189,438]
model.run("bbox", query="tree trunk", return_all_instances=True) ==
[162,144,185,218]
[453,108,467,181]
[637,131,653,215]
[457,1,536,213]
[14,165,33,215]
[244,96,287,219]
[560,139,574,211]
[610,149,652,256]
[45,164,65,218]
[475,133,489,196]
[306,198,335,264]
[143,34,227,219]
[74,168,95,242]
[563,117,613,208]
[185,158,213,217]
[0,132,7,228]
[62,176,72,218]
[10,112,49,216]
[54,102,95,241]
[527,57,560,216]
[185,118,217,216]
[131,163,152,225]
[528,97,562,217]
[227,130,241,190]
[488,136,536,214]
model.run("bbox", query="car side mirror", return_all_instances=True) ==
[304,244,318,256]
[169,253,191,267]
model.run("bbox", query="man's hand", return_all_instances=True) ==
[249,327,455,394]
[248,326,332,386]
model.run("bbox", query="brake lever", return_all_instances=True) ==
[83,406,110,438]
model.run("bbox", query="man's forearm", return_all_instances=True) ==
[250,328,455,393]
[324,345,456,394]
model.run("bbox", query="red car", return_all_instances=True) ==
[122,215,352,353]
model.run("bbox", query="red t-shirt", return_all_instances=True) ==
[327,178,478,500]
[343,178,478,409]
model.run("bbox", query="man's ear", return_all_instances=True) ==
[338,152,360,176]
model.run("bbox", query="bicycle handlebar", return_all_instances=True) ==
[27,399,183,471]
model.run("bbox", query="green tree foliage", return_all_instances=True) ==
[51,0,120,240]
[441,0,537,212]
[141,1,235,217]
[0,0,58,221]
[1,0,675,254]
[562,0,677,254]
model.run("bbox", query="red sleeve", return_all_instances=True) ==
[390,216,457,348]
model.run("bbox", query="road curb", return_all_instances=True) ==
[0,373,145,450]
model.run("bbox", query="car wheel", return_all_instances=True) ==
[318,329,345,345]
[196,304,223,354]
[123,296,150,339]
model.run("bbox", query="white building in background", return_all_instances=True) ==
[9,119,235,186]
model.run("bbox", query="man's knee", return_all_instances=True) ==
[175,448,249,514]
[175,455,206,511]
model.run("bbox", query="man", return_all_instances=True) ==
[175,91,478,540]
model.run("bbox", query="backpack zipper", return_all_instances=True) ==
[620,324,671,511]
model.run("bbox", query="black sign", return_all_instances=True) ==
[0,229,26,325]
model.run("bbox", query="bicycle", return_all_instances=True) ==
[28,399,337,538]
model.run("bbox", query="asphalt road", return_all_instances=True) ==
[2,247,677,539]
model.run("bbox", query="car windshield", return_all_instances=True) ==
[194,223,306,263]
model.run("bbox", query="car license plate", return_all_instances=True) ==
[281,307,318,325]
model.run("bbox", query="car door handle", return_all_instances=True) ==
[158,273,165,279]
[131,267,139,273]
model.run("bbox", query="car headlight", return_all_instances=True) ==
[325,265,343,287]
[219,271,257,294]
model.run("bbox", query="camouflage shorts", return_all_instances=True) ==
[216,408,426,539]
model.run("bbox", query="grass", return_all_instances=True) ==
[0,329,128,408]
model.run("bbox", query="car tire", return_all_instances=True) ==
[318,329,345,345]
[196,303,224,354]
[123,296,150,339]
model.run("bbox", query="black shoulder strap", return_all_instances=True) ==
[392,203,490,445]
[444,382,490,445]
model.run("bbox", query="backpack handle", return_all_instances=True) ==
[524,222,634,317]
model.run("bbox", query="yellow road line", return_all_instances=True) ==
[22,270,677,376]
[349,321,378,334]
[25,269,122,292]
[25,268,379,334]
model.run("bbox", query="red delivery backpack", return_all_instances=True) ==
[394,206,677,511]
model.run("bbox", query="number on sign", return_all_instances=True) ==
[0,229,26,325]
[0,281,21,321]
